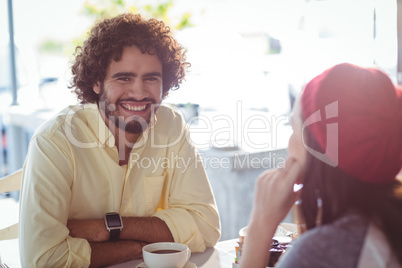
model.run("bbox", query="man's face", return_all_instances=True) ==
[93,46,163,134]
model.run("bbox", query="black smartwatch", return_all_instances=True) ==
[104,212,123,241]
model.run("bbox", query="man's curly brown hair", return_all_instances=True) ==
[70,13,190,103]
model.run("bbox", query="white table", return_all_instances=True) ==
[0,237,238,268]
[109,239,238,268]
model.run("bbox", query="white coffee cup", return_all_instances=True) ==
[142,242,191,268]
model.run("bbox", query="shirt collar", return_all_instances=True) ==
[84,103,114,147]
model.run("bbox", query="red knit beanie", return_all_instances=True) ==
[301,63,402,184]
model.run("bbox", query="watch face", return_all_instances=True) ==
[107,214,122,227]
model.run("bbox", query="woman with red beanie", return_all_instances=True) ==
[241,63,402,268]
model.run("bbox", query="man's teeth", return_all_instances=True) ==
[122,104,146,111]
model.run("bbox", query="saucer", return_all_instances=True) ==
[135,261,196,268]
[273,235,292,244]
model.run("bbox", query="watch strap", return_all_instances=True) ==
[109,228,120,241]
[105,212,123,242]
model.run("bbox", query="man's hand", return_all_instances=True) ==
[89,240,147,268]
[67,219,109,242]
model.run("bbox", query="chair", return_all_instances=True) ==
[0,169,21,241]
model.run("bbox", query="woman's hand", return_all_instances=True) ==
[240,158,302,268]
[249,157,302,228]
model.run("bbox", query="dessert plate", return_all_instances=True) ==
[135,261,197,268]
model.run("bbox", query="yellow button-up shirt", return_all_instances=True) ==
[19,103,221,267]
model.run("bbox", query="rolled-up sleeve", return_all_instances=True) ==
[19,132,91,267]
[152,120,221,252]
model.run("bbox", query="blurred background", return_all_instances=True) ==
[0,0,400,249]
[1,0,398,174]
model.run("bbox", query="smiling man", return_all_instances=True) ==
[94,45,165,164]
[19,13,221,267]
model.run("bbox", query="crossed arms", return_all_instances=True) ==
[67,217,174,267]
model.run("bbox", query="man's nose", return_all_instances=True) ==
[128,80,148,99]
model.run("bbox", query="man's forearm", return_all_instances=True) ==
[89,240,146,268]
[68,216,174,243]
[120,217,174,243]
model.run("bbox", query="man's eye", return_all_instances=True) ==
[118,77,130,81]
[145,77,159,82]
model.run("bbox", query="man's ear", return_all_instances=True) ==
[93,82,101,94]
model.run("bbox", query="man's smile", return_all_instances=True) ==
[118,101,154,116]
[121,103,147,111]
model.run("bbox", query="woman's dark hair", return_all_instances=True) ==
[299,128,402,264]
[69,13,190,103]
